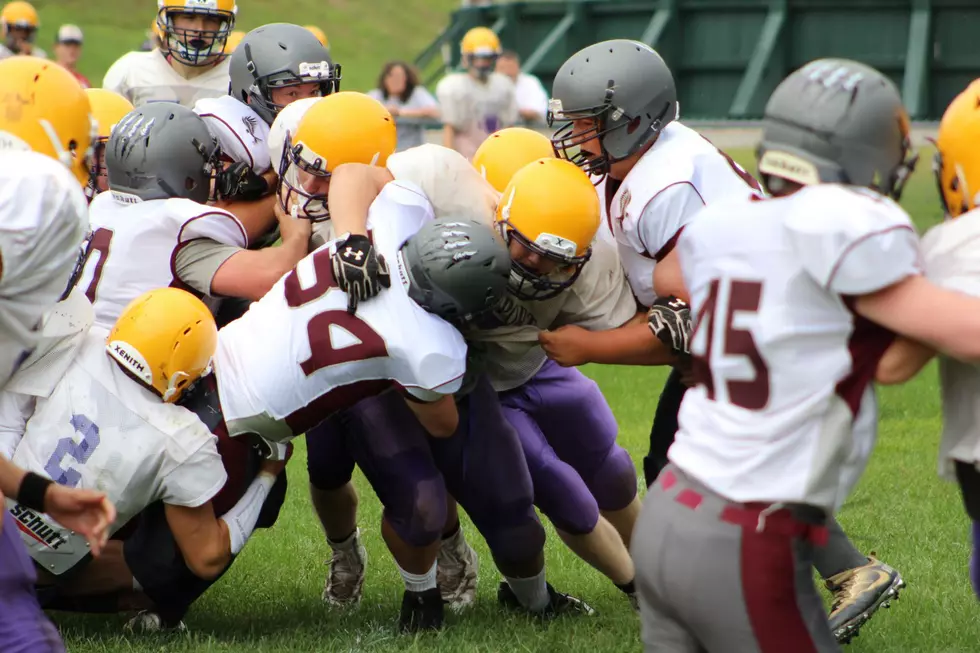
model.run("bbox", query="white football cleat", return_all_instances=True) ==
[437,526,479,611]
[323,527,367,607]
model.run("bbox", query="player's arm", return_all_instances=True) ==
[326,163,395,237]
[0,391,34,459]
[164,452,284,580]
[540,310,677,366]
[212,191,278,243]
[875,337,936,385]
[175,202,312,300]
[400,387,459,438]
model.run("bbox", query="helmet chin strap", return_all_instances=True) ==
[38,119,73,171]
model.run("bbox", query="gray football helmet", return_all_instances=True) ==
[401,219,511,326]
[757,58,917,200]
[229,23,340,125]
[549,39,678,177]
[106,103,220,204]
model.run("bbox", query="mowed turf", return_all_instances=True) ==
[49,140,979,652]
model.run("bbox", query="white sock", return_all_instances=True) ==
[328,528,358,550]
[505,569,549,612]
[398,560,437,593]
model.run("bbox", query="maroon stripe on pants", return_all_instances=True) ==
[740,526,818,653]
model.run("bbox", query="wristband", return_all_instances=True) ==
[18,472,52,513]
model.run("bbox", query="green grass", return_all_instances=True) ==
[48,147,980,651]
[28,0,458,92]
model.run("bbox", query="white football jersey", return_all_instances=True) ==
[436,72,518,160]
[4,327,225,575]
[102,50,231,108]
[670,186,920,513]
[215,181,467,441]
[604,122,763,306]
[920,211,980,479]
[78,193,247,330]
[468,238,637,391]
[0,152,89,387]
[194,95,272,173]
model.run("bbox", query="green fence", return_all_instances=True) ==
[415,0,980,120]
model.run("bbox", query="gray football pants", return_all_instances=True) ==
[631,464,840,653]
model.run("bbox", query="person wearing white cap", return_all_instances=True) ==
[54,24,89,88]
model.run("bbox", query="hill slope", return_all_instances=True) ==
[28,0,458,91]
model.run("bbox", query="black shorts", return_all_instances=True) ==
[123,470,287,623]
[956,461,980,522]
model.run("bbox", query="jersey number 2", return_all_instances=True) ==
[690,279,770,410]
[43,414,101,488]
[283,249,387,376]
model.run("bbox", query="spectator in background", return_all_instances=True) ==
[369,60,440,151]
[496,50,548,124]
[436,27,517,159]
[54,24,90,88]
[0,1,45,59]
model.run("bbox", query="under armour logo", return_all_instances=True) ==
[343,246,364,261]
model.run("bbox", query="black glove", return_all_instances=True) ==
[215,161,270,201]
[331,234,391,314]
[648,295,693,356]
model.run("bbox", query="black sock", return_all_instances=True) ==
[615,580,636,595]
[442,521,460,540]
[328,528,356,546]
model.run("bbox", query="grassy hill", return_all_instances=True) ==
[27,0,459,91]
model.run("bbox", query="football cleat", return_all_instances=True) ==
[322,528,367,607]
[123,610,187,634]
[826,556,905,644]
[497,581,596,618]
[436,527,479,611]
[399,587,444,633]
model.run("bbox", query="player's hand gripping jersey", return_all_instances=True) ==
[600,122,763,306]
[671,186,920,513]
[2,327,225,575]
[78,193,247,330]
[921,211,980,479]
[214,181,468,445]
[102,50,231,108]
[194,95,272,174]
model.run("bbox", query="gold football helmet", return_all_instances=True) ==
[278,92,396,221]
[304,24,329,50]
[460,27,500,80]
[0,56,96,187]
[157,0,237,66]
[935,79,980,218]
[107,288,217,403]
[223,29,245,53]
[84,88,134,200]
[495,158,600,300]
[473,127,555,192]
[2,1,38,52]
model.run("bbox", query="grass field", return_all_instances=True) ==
[49,142,980,652]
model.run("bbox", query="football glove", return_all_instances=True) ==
[331,233,391,314]
[648,295,693,356]
[215,162,270,202]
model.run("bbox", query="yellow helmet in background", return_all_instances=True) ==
[2,1,38,35]
[224,29,245,53]
[157,0,237,66]
[107,288,217,404]
[304,24,328,50]
[473,127,555,192]
[495,158,600,300]
[935,79,980,218]
[278,92,396,221]
[84,88,134,199]
[0,56,95,187]
[461,26,500,57]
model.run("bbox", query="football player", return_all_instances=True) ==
[472,126,555,193]
[547,39,902,642]
[2,288,284,631]
[0,1,44,59]
[436,27,518,160]
[102,0,237,107]
[629,58,980,653]
[873,79,980,601]
[0,54,106,653]
[83,88,134,201]
[75,102,312,332]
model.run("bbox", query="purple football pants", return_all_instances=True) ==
[499,360,637,535]
[0,510,65,653]
[307,375,546,567]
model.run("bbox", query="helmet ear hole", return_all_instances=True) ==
[185,177,196,191]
